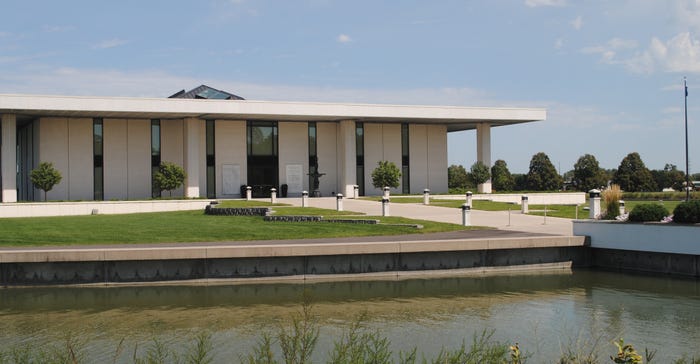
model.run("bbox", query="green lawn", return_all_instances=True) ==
[362,197,519,211]
[527,200,682,219]
[216,200,290,208]
[0,208,475,247]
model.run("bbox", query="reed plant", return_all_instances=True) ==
[602,184,622,219]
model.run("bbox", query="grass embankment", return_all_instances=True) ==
[0,205,473,247]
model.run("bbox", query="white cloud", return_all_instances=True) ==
[608,32,700,74]
[570,16,583,30]
[554,38,565,49]
[524,0,566,7]
[43,25,74,33]
[337,34,352,43]
[93,38,128,50]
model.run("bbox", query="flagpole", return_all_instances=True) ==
[685,77,690,202]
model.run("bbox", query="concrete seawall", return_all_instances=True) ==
[0,234,588,286]
[573,220,700,277]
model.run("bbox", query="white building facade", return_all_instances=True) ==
[0,90,545,202]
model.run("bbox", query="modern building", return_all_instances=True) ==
[0,85,545,202]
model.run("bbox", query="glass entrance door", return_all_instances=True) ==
[247,121,278,197]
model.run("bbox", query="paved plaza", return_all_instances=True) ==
[278,197,573,236]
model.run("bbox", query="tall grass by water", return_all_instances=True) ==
[2,303,698,364]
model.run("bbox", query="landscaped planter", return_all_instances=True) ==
[573,220,700,255]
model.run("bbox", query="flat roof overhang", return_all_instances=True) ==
[0,94,546,132]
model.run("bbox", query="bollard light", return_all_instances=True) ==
[462,204,471,226]
[302,190,309,207]
[382,197,390,216]
[423,188,430,205]
[336,193,344,211]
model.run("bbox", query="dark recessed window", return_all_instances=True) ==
[356,122,365,196]
[402,123,410,194]
[93,118,104,201]
[151,119,161,198]
[206,120,216,198]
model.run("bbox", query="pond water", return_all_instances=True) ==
[1,269,699,362]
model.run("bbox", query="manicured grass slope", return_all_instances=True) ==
[0,210,471,247]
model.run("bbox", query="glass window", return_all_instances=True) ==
[356,123,364,196]
[247,121,279,197]
[151,119,161,198]
[93,118,104,201]
[402,123,410,194]
[206,120,216,198]
[248,121,278,156]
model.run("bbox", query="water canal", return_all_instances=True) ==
[1,269,699,362]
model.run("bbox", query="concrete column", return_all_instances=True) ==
[336,120,356,197]
[423,188,430,205]
[1,114,17,203]
[302,190,308,207]
[589,189,601,219]
[270,188,277,204]
[183,118,202,198]
[521,195,529,214]
[246,186,252,200]
[476,123,492,194]
[336,193,344,211]
[462,204,471,226]
[466,191,473,208]
[382,197,390,216]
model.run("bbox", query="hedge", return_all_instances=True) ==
[628,203,669,222]
[673,200,700,224]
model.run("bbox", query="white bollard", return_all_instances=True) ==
[270,188,277,204]
[619,200,625,215]
[302,191,309,207]
[336,193,344,211]
[383,186,390,199]
[246,186,252,201]
[382,197,390,216]
[521,195,529,214]
[423,189,430,205]
[462,204,471,226]
[466,191,473,208]
[589,189,601,219]
[353,185,359,199]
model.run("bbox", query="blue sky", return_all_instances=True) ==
[1,0,698,174]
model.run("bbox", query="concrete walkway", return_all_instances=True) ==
[277,197,573,236]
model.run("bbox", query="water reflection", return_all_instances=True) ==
[0,269,698,362]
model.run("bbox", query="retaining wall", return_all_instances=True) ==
[0,236,587,286]
[573,220,700,277]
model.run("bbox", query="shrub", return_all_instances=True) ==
[628,203,669,222]
[673,200,700,224]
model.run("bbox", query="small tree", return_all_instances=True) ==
[469,161,491,186]
[30,162,62,201]
[371,160,401,191]
[154,161,187,197]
